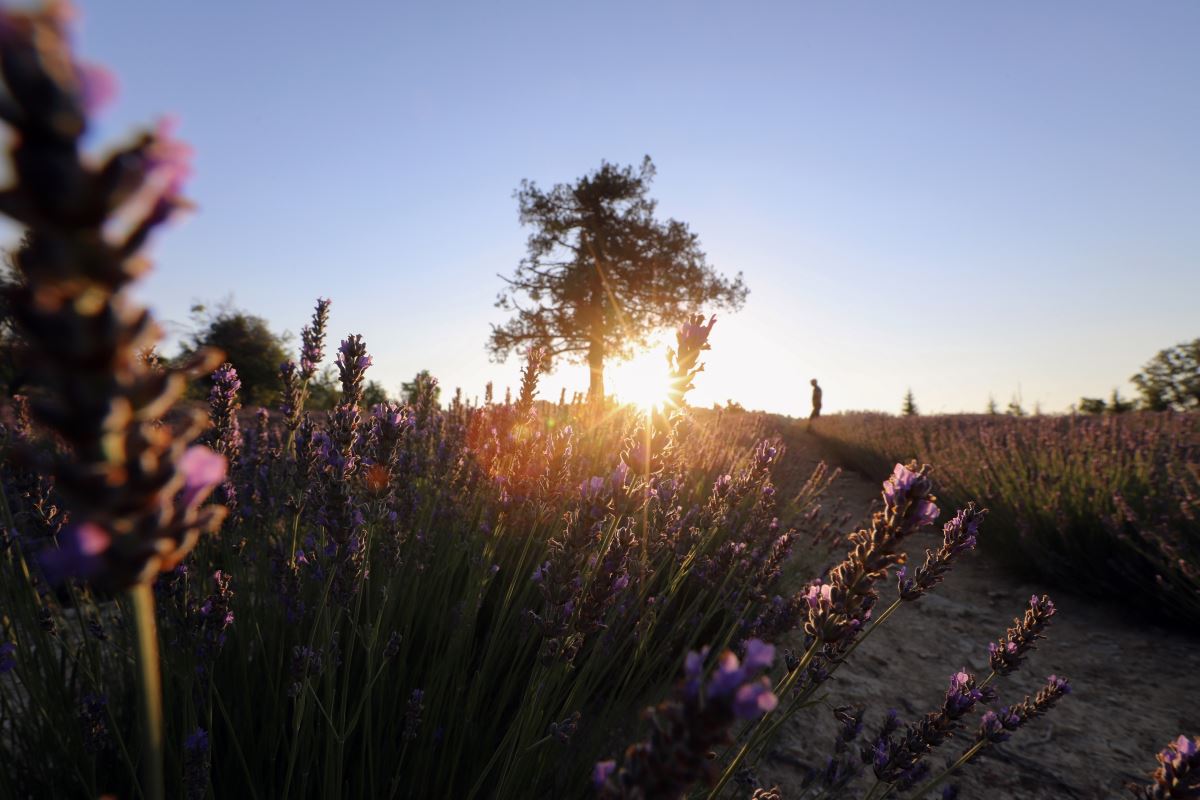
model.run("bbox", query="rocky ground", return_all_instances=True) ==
[749,428,1200,799]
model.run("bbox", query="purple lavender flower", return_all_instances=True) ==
[548,711,581,744]
[183,727,210,800]
[179,445,228,509]
[741,639,775,672]
[191,570,235,685]
[944,670,986,716]
[383,631,402,660]
[868,670,990,787]
[882,462,939,527]
[977,684,1065,747]
[733,681,778,719]
[279,359,303,431]
[663,313,717,411]
[593,760,617,788]
[206,362,242,507]
[677,313,717,354]
[299,298,331,380]
[514,345,546,420]
[41,522,111,584]
[683,645,712,696]
[595,641,777,798]
[791,462,942,649]
[988,594,1056,676]
[288,645,325,698]
[975,675,1071,751]
[209,362,242,401]
[335,335,372,407]
[403,688,425,741]
[898,504,986,601]
[0,4,227,589]
[1130,734,1200,799]
[145,116,194,200]
[77,59,117,113]
[708,651,748,698]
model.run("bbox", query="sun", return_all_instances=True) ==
[608,344,675,411]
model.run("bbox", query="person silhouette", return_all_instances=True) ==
[808,378,822,429]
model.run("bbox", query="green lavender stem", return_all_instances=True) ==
[130,583,165,800]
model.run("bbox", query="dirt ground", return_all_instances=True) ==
[751,427,1200,799]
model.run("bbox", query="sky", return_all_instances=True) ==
[5,0,1198,415]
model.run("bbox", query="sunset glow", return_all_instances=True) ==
[607,342,674,411]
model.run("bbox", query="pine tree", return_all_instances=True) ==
[489,157,747,400]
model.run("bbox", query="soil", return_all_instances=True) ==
[750,426,1200,799]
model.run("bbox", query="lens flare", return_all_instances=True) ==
[608,344,674,411]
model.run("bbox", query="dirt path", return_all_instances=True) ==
[754,427,1200,799]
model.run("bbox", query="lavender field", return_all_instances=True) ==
[811,412,1200,626]
[1,4,1199,800]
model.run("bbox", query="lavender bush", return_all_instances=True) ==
[0,6,1192,800]
[812,411,1200,625]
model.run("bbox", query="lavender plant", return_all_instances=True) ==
[1130,735,1200,799]
[812,411,1200,625]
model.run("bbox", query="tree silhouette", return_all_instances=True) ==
[489,157,747,400]
[179,303,289,406]
[1131,338,1200,411]
[0,237,28,394]
[901,388,918,416]
[1108,388,1134,414]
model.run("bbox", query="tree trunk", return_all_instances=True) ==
[583,229,607,403]
[587,335,605,402]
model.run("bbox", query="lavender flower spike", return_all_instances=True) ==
[595,641,776,798]
[335,335,372,407]
[0,4,226,588]
[882,462,939,529]
[183,727,211,800]
[898,504,986,601]
[988,594,1056,676]
[299,297,332,380]
[975,674,1071,745]
[869,669,991,788]
[1129,734,1200,799]
[207,362,242,467]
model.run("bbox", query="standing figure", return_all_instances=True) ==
[808,378,822,429]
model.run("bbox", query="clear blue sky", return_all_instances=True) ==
[12,0,1200,414]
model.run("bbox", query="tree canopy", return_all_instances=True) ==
[179,304,289,406]
[488,156,747,399]
[1131,338,1200,412]
[0,239,26,395]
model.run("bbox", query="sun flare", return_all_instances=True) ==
[608,343,675,411]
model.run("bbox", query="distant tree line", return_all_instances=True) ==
[1075,337,1198,414]
[162,301,397,410]
[902,334,1198,416]
[1129,338,1200,411]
